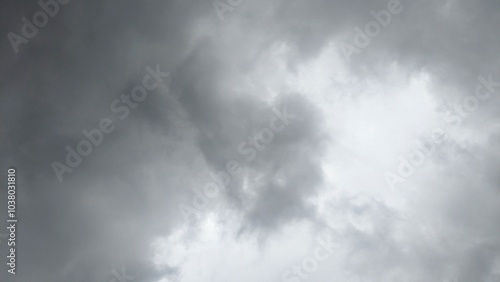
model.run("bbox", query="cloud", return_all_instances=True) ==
[1,0,500,281]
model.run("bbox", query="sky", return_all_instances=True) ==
[1,0,500,281]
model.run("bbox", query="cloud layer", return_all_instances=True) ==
[1,0,499,281]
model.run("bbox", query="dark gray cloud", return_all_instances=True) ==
[1,0,500,281]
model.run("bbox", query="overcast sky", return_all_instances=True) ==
[1,0,500,281]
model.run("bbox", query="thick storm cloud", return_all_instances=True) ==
[1,0,499,281]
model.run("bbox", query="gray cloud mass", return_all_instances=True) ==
[1,0,499,281]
